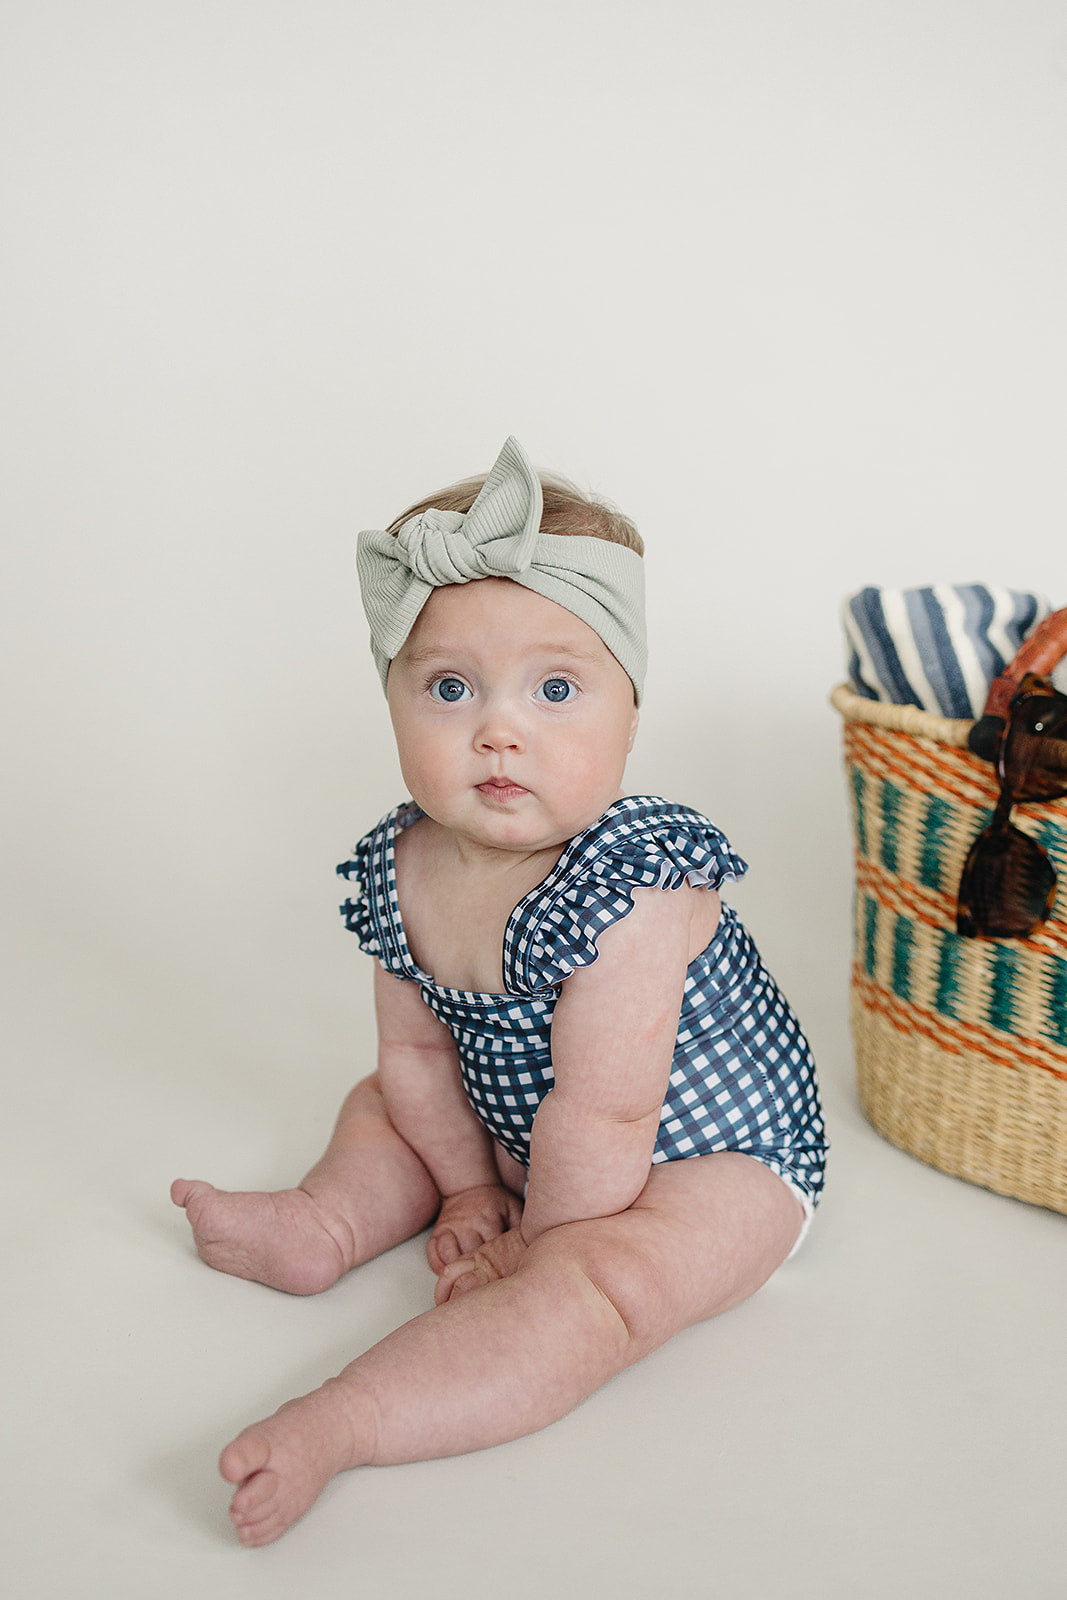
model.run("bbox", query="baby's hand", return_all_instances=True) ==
[426,1184,523,1277]
[433,1226,529,1305]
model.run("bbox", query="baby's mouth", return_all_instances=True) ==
[476,778,529,802]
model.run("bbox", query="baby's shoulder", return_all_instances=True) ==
[559,795,746,883]
[505,796,747,994]
[336,801,424,971]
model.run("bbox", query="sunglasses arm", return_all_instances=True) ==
[982,608,1067,725]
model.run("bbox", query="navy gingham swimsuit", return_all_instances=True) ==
[338,796,826,1208]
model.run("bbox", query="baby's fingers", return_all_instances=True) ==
[427,1228,462,1272]
[434,1258,490,1305]
[433,1227,526,1303]
[427,1223,486,1275]
[427,1230,469,1275]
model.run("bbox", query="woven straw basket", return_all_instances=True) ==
[832,682,1067,1214]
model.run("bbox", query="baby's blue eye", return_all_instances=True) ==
[537,677,578,704]
[430,677,471,703]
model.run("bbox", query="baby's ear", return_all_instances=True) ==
[628,706,639,750]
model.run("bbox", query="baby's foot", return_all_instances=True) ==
[170,1180,352,1295]
[220,1381,372,1547]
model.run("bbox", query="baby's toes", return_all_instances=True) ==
[230,1466,278,1520]
[171,1177,215,1210]
[219,1428,271,1487]
[230,1472,286,1546]
[235,1508,287,1549]
[174,1182,230,1246]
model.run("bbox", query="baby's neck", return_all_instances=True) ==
[395,817,567,994]
[437,819,563,877]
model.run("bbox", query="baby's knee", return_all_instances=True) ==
[338,1073,400,1137]
[527,1223,679,1358]
[345,1071,386,1111]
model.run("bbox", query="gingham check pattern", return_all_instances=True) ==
[338,797,826,1202]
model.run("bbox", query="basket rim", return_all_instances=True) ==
[830,682,974,748]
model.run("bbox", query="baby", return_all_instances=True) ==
[172,437,827,1546]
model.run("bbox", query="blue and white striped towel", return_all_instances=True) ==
[843,585,1051,719]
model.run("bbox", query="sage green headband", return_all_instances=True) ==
[356,436,647,701]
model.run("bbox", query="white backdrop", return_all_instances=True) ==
[3,4,1066,1592]
[7,1,1065,1087]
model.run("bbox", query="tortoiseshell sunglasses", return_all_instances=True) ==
[957,674,1067,939]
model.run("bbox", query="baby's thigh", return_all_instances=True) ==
[529,1153,804,1358]
[639,1153,805,1314]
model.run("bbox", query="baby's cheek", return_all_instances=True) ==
[561,743,627,809]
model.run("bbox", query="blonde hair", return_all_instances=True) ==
[387,471,644,556]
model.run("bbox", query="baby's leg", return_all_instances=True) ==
[171,1074,439,1294]
[220,1152,803,1545]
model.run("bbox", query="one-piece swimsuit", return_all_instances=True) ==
[338,795,827,1211]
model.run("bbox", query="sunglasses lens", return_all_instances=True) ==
[1004,696,1067,802]
[957,825,1057,938]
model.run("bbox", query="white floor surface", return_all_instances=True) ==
[5,925,1065,1600]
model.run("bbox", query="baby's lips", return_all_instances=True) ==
[477,777,529,795]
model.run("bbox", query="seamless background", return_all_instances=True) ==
[3,4,1066,1597]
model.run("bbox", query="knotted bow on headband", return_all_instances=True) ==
[356,436,647,700]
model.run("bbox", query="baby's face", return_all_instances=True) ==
[387,578,639,855]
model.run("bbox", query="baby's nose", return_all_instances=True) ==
[474,703,525,753]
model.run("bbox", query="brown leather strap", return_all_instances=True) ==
[983,607,1067,720]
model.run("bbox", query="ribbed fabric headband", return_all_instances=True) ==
[356,436,647,702]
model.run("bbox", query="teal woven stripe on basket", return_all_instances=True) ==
[1044,956,1067,1049]
[934,931,965,1020]
[880,781,903,874]
[918,795,953,892]
[1031,816,1067,878]
[851,767,869,857]
[987,944,1021,1035]
[891,916,914,1001]
[862,894,878,977]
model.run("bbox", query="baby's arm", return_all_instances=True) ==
[433,885,697,1300]
[373,964,522,1269]
[519,885,694,1243]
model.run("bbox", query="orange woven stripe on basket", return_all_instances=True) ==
[844,721,999,810]
[854,853,1067,957]
[852,968,1067,1085]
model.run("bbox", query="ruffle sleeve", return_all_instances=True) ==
[336,802,425,979]
[336,832,378,953]
[505,797,748,995]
